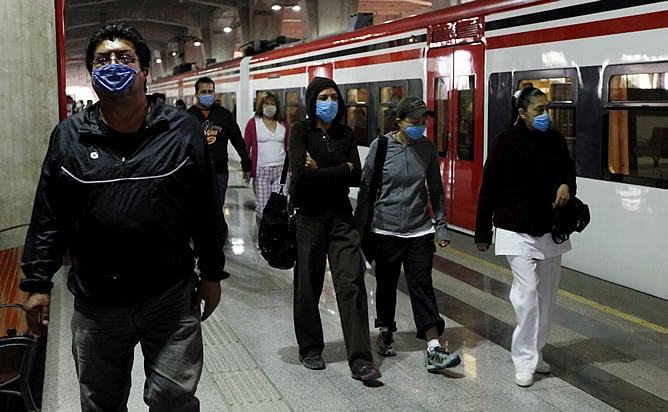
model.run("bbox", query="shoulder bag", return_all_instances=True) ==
[551,196,591,244]
[258,155,297,269]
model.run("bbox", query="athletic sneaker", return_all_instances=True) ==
[376,331,397,357]
[426,346,461,372]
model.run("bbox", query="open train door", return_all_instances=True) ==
[427,33,484,231]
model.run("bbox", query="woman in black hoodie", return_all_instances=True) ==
[288,77,380,382]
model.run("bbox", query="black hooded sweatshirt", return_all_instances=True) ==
[288,77,362,215]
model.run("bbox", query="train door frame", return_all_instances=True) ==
[427,42,484,231]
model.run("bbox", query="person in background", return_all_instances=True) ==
[188,77,251,206]
[289,76,381,383]
[151,92,166,104]
[356,96,461,373]
[75,100,85,113]
[243,91,289,226]
[20,23,229,411]
[66,95,75,117]
[475,86,576,387]
[175,99,186,110]
[85,99,94,110]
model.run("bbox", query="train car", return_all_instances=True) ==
[149,0,668,300]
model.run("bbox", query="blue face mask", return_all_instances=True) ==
[199,94,214,108]
[405,125,426,141]
[315,101,338,123]
[92,64,137,95]
[532,112,550,132]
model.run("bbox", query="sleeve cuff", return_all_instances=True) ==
[200,270,231,282]
[19,278,54,294]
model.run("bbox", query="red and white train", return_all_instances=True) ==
[149,0,668,300]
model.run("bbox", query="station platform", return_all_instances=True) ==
[37,170,668,411]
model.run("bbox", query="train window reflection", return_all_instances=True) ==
[607,67,668,182]
[345,87,369,146]
[519,77,575,158]
[457,75,475,161]
[434,77,450,156]
[285,90,304,125]
[378,86,403,136]
[610,72,668,101]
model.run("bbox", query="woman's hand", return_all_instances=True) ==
[553,184,570,208]
[305,154,318,169]
[438,240,450,248]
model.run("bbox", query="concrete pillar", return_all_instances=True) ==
[303,0,358,38]
[0,0,59,249]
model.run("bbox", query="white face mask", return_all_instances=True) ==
[262,105,277,118]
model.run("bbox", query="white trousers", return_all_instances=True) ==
[507,255,561,373]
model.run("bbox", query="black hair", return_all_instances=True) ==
[195,77,215,94]
[85,23,151,73]
[175,99,186,107]
[516,86,546,111]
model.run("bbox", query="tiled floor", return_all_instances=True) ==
[38,170,668,411]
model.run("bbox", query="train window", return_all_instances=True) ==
[218,92,236,113]
[378,86,404,136]
[518,77,576,158]
[345,86,370,146]
[285,89,305,126]
[457,75,475,161]
[606,68,668,182]
[434,77,450,156]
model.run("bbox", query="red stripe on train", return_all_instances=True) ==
[488,10,668,49]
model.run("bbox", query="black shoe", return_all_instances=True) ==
[352,364,381,381]
[299,355,326,370]
[376,331,397,357]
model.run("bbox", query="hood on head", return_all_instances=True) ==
[305,76,344,124]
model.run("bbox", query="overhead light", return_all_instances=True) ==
[291,5,300,11]
[171,51,177,56]
[223,26,232,33]
[271,3,281,11]
[193,39,202,47]
[155,57,162,64]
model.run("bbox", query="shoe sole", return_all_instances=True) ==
[352,369,382,381]
[427,352,461,373]
[376,349,397,357]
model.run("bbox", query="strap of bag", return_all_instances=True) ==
[278,153,289,195]
[367,136,388,223]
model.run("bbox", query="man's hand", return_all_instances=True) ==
[476,242,490,252]
[552,184,570,208]
[192,279,221,321]
[242,171,251,184]
[25,292,50,338]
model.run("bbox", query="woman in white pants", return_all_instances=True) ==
[474,86,576,387]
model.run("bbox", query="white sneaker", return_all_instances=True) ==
[536,359,551,374]
[515,372,534,387]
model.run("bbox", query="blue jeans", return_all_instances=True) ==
[71,275,202,411]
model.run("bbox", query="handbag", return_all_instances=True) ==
[551,196,591,244]
[258,155,297,269]
[358,136,388,264]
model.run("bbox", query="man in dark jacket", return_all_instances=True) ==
[289,76,380,382]
[187,77,251,206]
[20,24,229,411]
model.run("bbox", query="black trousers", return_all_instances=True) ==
[373,233,445,340]
[293,210,373,371]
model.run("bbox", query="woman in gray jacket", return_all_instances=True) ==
[356,96,460,372]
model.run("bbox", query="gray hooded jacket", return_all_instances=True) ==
[357,132,449,241]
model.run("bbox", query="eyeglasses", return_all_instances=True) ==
[92,52,138,67]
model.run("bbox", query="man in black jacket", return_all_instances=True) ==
[187,77,251,206]
[20,23,229,411]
